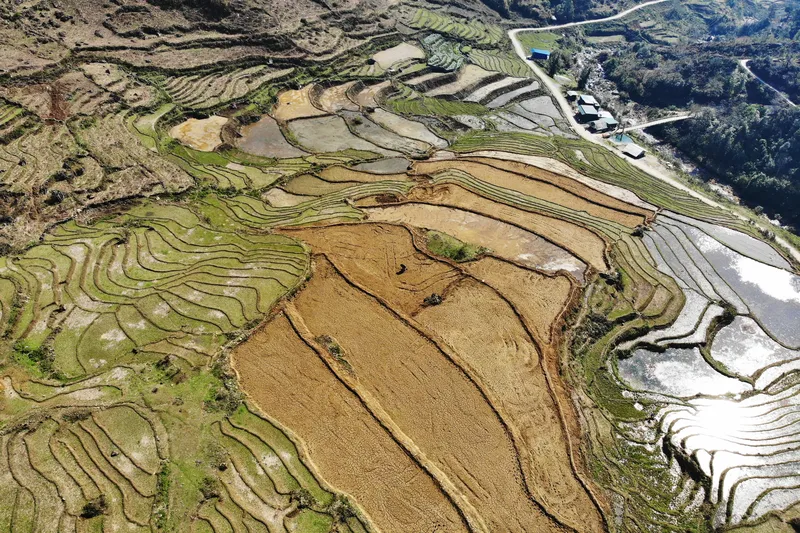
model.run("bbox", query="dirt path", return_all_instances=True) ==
[739,59,796,107]
[506,3,800,264]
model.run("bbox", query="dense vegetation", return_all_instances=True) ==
[602,45,745,106]
[652,105,800,227]
[748,56,800,103]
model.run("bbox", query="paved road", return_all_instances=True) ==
[739,59,796,107]
[622,114,692,131]
[506,2,800,264]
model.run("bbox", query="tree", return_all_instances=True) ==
[577,66,591,90]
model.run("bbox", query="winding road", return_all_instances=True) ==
[506,2,800,263]
[739,59,796,107]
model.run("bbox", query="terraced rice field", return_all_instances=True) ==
[407,9,505,46]
[159,66,294,109]
[2,35,799,533]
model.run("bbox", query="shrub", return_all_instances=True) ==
[80,496,107,518]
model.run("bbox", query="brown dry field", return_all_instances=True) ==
[318,166,410,183]
[283,224,461,315]
[463,257,574,346]
[416,277,604,533]
[169,116,228,152]
[232,311,468,533]
[291,255,568,532]
[272,85,328,122]
[414,159,647,228]
[363,203,587,280]
[401,183,609,272]
[288,223,601,531]
[465,157,654,220]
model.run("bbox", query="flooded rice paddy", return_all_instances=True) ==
[618,212,800,526]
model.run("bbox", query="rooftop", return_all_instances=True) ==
[622,144,646,158]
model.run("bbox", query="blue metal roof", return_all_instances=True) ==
[530,48,551,58]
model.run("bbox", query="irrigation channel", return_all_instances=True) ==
[510,1,800,527]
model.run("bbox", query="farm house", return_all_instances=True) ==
[622,143,646,158]
[598,110,619,128]
[577,104,599,120]
[578,94,599,106]
[530,48,551,60]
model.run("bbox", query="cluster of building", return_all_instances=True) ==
[566,92,619,132]
[527,50,647,160]
[566,91,645,159]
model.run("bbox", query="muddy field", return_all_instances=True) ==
[236,115,308,158]
[287,115,398,156]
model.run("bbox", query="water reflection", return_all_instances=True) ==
[618,347,750,397]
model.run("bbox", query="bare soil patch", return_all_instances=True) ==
[233,312,467,533]
[399,183,608,272]
[372,42,426,69]
[466,157,653,222]
[169,116,228,152]
[272,85,328,122]
[462,151,657,211]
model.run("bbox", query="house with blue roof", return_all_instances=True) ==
[530,48,551,60]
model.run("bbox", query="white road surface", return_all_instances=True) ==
[739,59,796,107]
